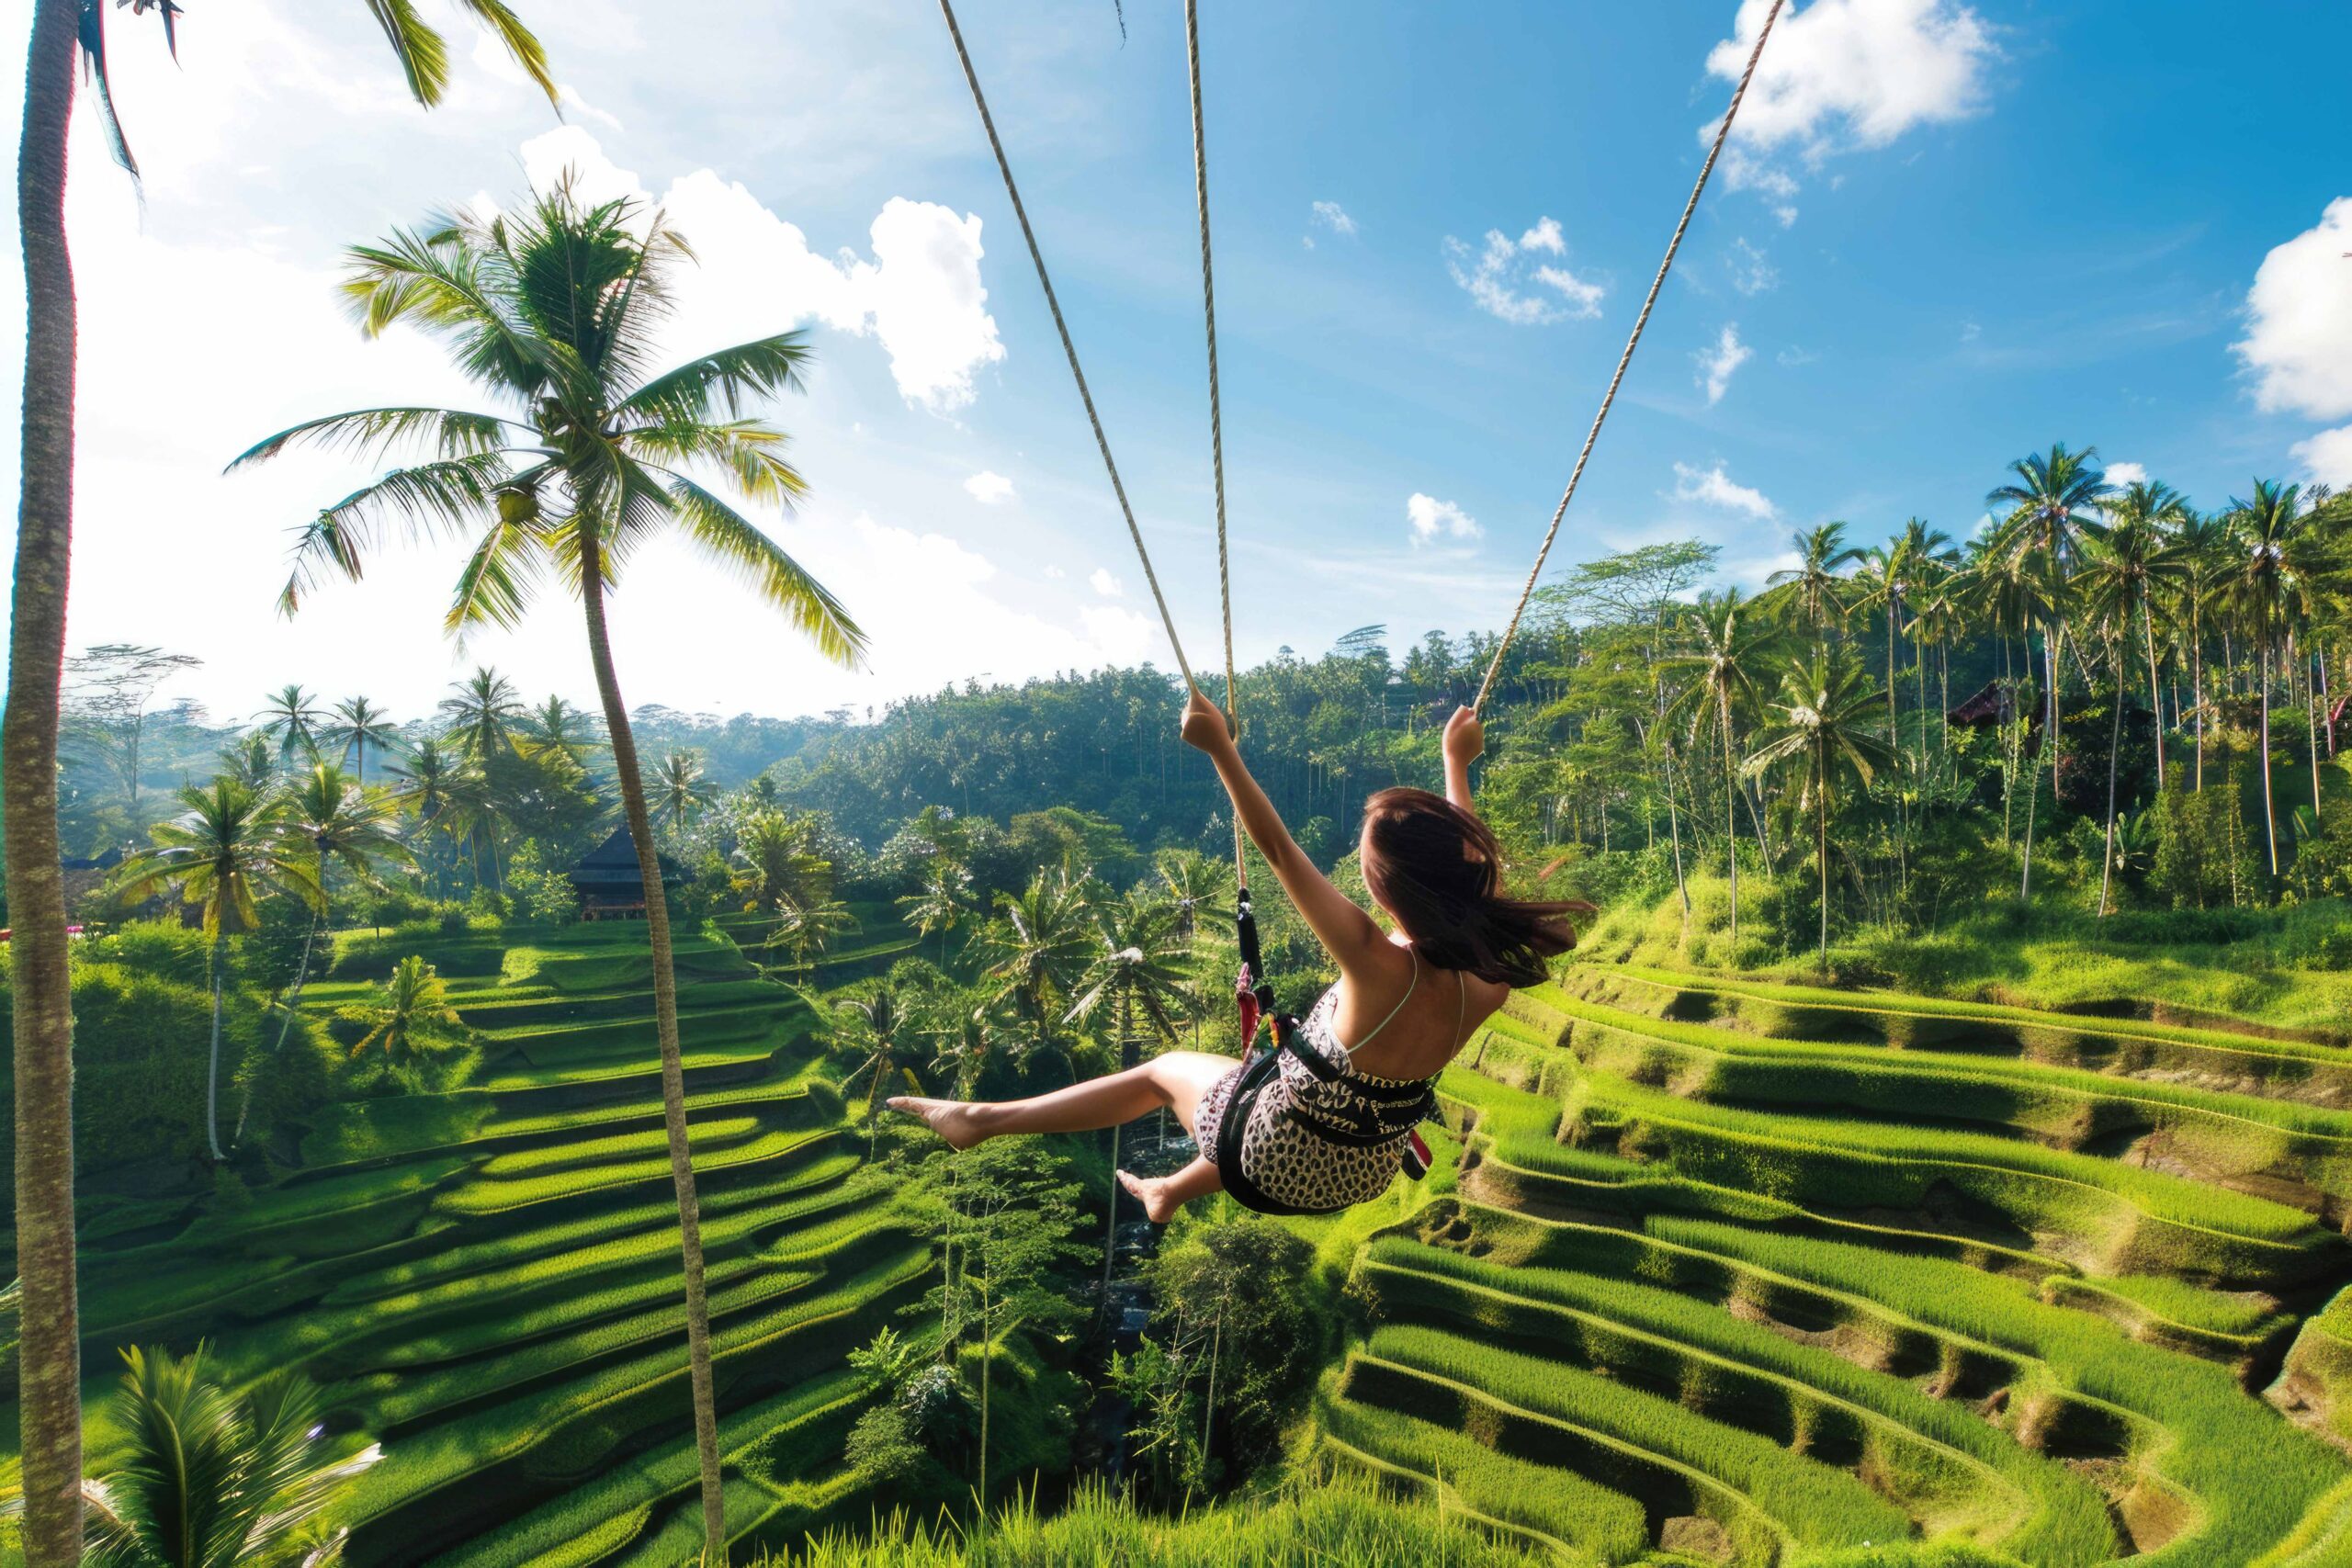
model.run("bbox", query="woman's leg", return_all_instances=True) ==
[1117,1156,1224,1224]
[889,1050,1238,1150]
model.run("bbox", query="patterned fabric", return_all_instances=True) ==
[1196,986,1430,1213]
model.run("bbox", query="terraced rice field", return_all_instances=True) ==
[1318,962,2352,1566]
[34,924,916,1566]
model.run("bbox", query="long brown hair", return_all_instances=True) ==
[1358,788,1588,987]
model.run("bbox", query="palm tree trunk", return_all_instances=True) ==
[8,7,84,1562]
[2260,637,2278,878]
[2304,637,2323,820]
[1719,690,1738,945]
[578,540,726,1557]
[2192,604,2206,792]
[2144,607,2165,791]
[207,931,230,1163]
[1815,745,1830,966]
[1100,991,1128,1314]
[2100,651,2124,918]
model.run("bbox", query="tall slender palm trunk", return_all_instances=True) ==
[8,10,83,1559]
[2099,650,2125,918]
[1815,739,1830,966]
[2143,609,2165,791]
[1719,690,1739,944]
[2260,639,2278,877]
[206,932,230,1161]
[579,539,726,1558]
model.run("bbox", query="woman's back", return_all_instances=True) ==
[1326,940,1509,1084]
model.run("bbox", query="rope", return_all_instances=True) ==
[1184,0,1249,888]
[1472,0,1787,715]
[936,0,1202,696]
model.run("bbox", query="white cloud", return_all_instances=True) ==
[1776,344,1821,367]
[2234,197,2352,422]
[1705,0,1996,220]
[964,470,1015,504]
[1696,324,1754,405]
[519,127,1004,413]
[1043,564,1068,580]
[2102,461,2148,488]
[1730,237,1780,296]
[1407,493,1483,545]
[1671,461,1777,519]
[1311,199,1358,238]
[1443,220,1605,324]
[2294,425,2352,488]
[1089,568,1125,597]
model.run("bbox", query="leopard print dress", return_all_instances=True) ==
[1195,960,1460,1214]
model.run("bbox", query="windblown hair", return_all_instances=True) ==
[1358,788,1589,988]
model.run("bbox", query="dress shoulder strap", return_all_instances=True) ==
[1341,948,1419,1055]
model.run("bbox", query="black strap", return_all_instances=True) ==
[1212,1052,1342,1216]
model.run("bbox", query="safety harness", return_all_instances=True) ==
[1212,886,1437,1216]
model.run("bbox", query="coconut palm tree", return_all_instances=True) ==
[1765,523,1862,633]
[384,736,490,893]
[255,684,329,767]
[2225,479,2307,879]
[9,7,551,1557]
[1962,517,2065,895]
[2170,510,2232,792]
[343,955,469,1070]
[826,978,919,1156]
[978,869,1097,1070]
[59,1342,382,1568]
[263,765,414,1105]
[772,893,861,971]
[216,731,277,792]
[110,779,319,1162]
[652,749,717,846]
[1152,846,1235,944]
[1661,590,1782,943]
[733,809,833,918]
[1987,443,2111,794]
[1742,654,1895,965]
[518,694,603,770]
[2090,481,2193,789]
[231,179,868,1553]
[898,857,977,966]
[438,666,527,761]
[323,694,400,784]
[925,996,1006,1099]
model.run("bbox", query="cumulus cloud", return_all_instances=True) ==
[1696,324,1754,405]
[2235,197,2352,422]
[1089,568,1125,597]
[519,127,1004,413]
[964,470,1015,504]
[1311,199,1358,237]
[1407,493,1483,545]
[2294,426,2352,488]
[1443,219,1605,323]
[1730,237,1780,296]
[1671,461,1777,519]
[2102,461,2148,488]
[1704,0,1996,221]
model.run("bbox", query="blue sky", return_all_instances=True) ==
[3,0,2348,725]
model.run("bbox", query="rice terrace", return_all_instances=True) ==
[6,2,2352,1566]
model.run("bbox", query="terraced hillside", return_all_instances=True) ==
[39,923,917,1567]
[1318,963,2352,1567]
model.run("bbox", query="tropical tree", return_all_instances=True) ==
[898,857,978,966]
[323,694,400,784]
[1765,523,1862,633]
[2171,510,2233,793]
[8,6,551,1558]
[978,869,1097,1069]
[924,995,1007,1099]
[1743,654,1895,964]
[824,978,920,1156]
[216,732,277,793]
[518,694,602,770]
[1152,846,1235,944]
[2225,479,2307,878]
[772,893,861,971]
[384,736,491,892]
[255,684,329,767]
[52,1343,381,1568]
[733,809,834,918]
[343,956,469,1071]
[1987,443,2111,795]
[230,179,867,1553]
[2089,481,2192,788]
[110,779,319,1162]
[652,749,717,846]
[1661,590,1781,942]
[438,667,527,761]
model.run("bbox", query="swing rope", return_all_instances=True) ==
[936,0,1204,697]
[1471,0,1787,715]
[1183,0,1249,889]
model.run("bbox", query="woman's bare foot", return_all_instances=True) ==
[1117,1168,1185,1224]
[887,1096,992,1151]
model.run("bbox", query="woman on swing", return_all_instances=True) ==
[891,690,1584,1222]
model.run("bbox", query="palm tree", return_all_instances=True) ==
[73,1343,381,1568]
[2225,479,2307,879]
[255,684,329,767]
[925,997,1006,1099]
[231,182,867,1553]
[1765,523,1862,633]
[110,779,319,1162]
[978,869,1097,1069]
[772,893,861,971]
[826,978,918,1156]
[1660,590,1781,943]
[263,765,414,1122]
[2092,481,2192,788]
[898,857,977,966]
[384,736,490,893]
[324,694,400,784]
[1987,443,2111,796]
[518,694,602,770]
[1152,846,1235,944]
[2171,510,2232,793]
[1064,888,1193,1296]
[733,809,833,918]
[9,7,551,1558]
[216,731,277,792]
[1962,518,2065,895]
[652,749,717,847]
[343,956,469,1070]
[1743,654,1896,965]
[438,666,526,761]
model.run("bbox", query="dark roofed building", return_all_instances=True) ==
[568,825,683,919]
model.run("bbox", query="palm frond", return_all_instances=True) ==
[628,419,809,506]
[619,334,816,425]
[360,0,453,107]
[277,454,512,618]
[662,472,865,668]
[444,511,546,640]
[227,407,514,472]
[450,0,560,106]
